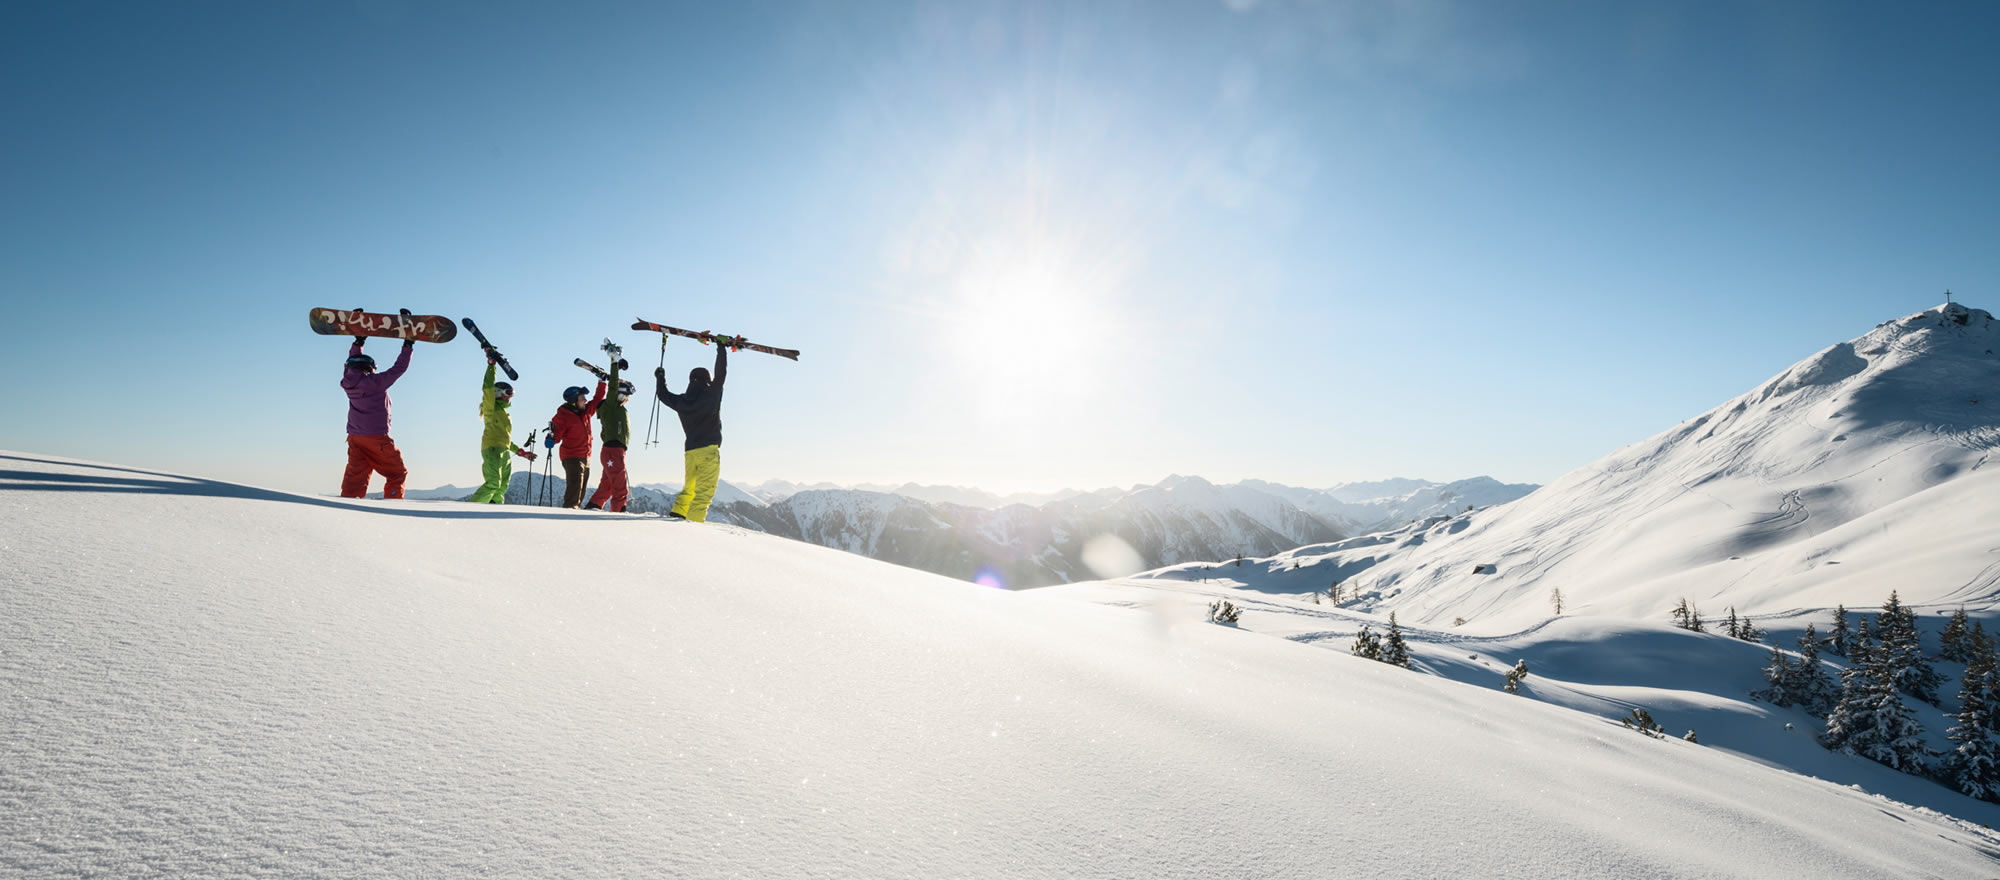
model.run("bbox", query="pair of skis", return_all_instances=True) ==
[631,319,800,361]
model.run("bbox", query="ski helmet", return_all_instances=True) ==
[617,381,636,399]
[493,381,514,397]
[346,354,376,371]
[688,367,711,387]
[562,386,588,403]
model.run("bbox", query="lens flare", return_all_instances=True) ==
[1081,534,1145,579]
[974,566,1008,589]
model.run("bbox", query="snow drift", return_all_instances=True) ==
[4,451,1998,877]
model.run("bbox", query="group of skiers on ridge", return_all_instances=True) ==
[338,329,731,523]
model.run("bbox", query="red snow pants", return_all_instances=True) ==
[342,434,407,499]
[588,445,630,512]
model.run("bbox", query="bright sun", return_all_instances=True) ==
[949,237,1117,429]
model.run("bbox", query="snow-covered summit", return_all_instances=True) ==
[1206,302,2000,630]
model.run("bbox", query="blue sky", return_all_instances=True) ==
[2,0,1995,496]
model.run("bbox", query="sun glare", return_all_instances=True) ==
[951,240,1115,427]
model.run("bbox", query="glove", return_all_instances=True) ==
[616,358,628,371]
[403,338,416,349]
[655,366,666,378]
[486,349,499,365]
[515,448,537,461]
[543,432,556,449]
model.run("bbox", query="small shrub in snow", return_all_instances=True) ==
[1207,600,1241,625]
[1350,625,1381,661]
[1683,730,1700,744]
[1620,708,1666,739]
[1503,660,1529,694]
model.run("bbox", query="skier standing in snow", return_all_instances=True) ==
[339,332,415,499]
[469,353,535,504]
[549,381,606,509]
[655,341,728,522]
[586,356,634,512]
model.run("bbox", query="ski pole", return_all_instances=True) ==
[646,332,667,448]
[521,429,538,504]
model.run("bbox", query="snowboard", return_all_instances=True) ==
[310,308,457,343]
[461,318,519,381]
[631,319,799,361]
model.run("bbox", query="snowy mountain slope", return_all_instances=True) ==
[1239,303,2000,631]
[1241,475,1540,531]
[4,450,1998,878]
[1038,571,2000,830]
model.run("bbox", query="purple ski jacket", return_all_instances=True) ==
[341,340,413,435]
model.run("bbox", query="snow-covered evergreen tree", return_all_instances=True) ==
[1941,607,1972,664]
[1943,634,2000,801]
[1350,625,1381,661]
[1381,613,1411,669]
[1878,591,1942,704]
[1829,604,1850,657]
[1757,647,1796,707]
[1503,660,1529,694]
[1795,624,1836,715]
[1824,618,1930,774]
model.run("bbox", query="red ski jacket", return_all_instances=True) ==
[549,382,606,460]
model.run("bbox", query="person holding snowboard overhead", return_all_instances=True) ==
[469,353,536,504]
[656,340,728,522]
[586,357,635,512]
[340,331,415,499]
[549,380,606,508]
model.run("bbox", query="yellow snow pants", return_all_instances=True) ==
[671,445,721,523]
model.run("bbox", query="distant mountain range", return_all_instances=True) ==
[410,472,1539,588]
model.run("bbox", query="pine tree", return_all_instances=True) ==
[1350,625,1381,661]
[1725,607,1742,640]
[1671,598,1705,633]
[1381,612,1411,669]
[1795,623,1836,715]
[1824,619,1930,773]
[1975,624,2000,733]
[1757,647,1796,707]
[1503,660,1530,694]
[1944,634,2000,800]
[1941,607,1972,664]
[1737,614,1764,644]
[1878,590,1942,704]
[1549,588,1565,616]
[1824,621,1875,751]
[1830,604,1850,657]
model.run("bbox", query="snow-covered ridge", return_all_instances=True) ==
[4,450,1998,877]
[1136,303,2000,631]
